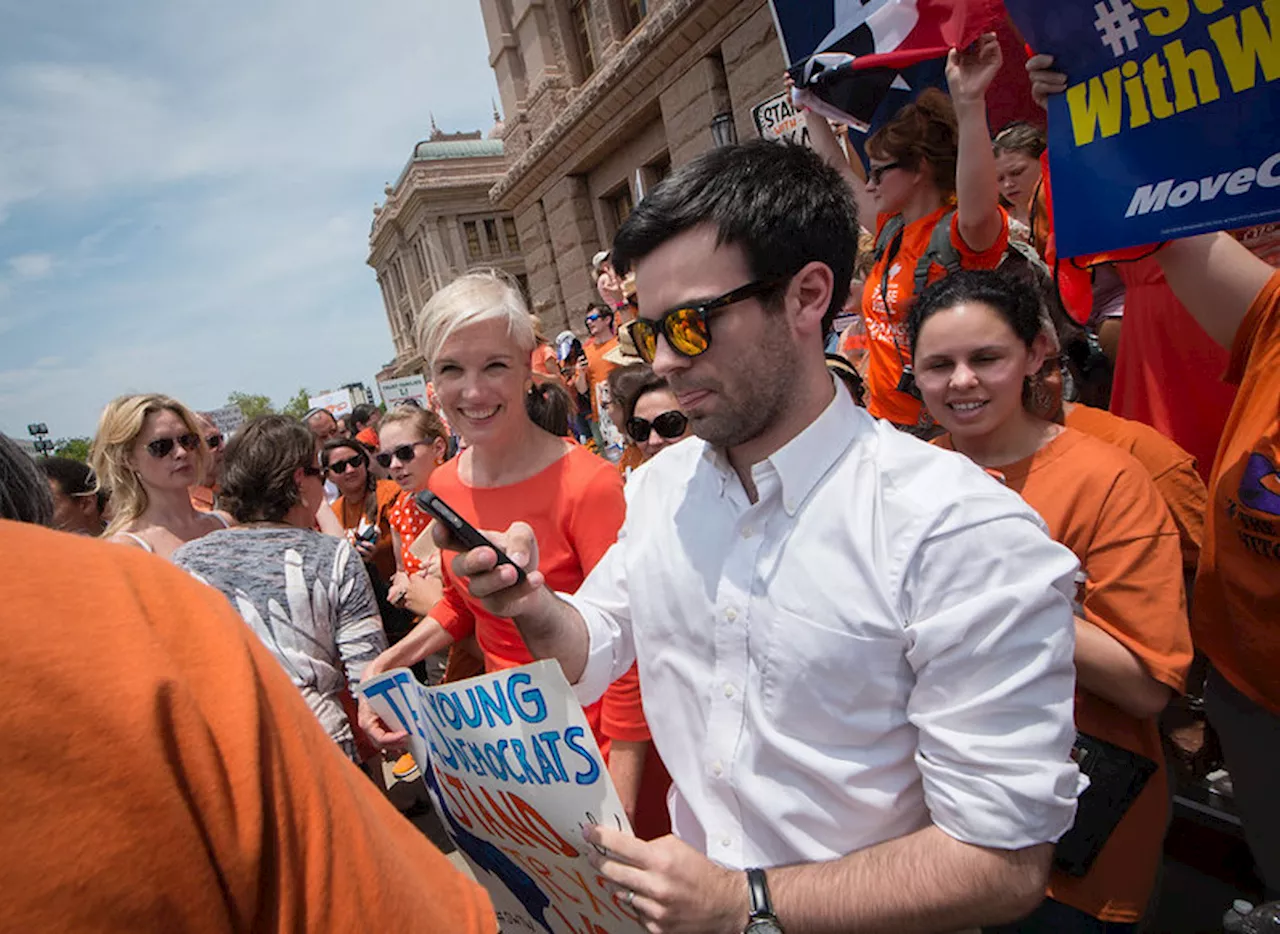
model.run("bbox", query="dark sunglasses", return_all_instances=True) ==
[868,161,902,185]
[630,280,779,364]
[146,434,200,458]
[205,433,224,449]
[325,453,365,475]
[302,465,323,477]
[375,441,428,469]
[627,410,688,444]
[585,311,612,326]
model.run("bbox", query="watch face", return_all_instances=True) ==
[745,919,784,934]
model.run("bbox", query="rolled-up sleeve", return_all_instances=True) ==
[902,503,1083,850]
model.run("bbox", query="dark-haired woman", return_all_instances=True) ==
[173,415,387,762]
[619,368,692,463]
[323,437,413,637]
[908,271,1191,932]
[800,35,1009,435]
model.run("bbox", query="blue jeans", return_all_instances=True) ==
[983,897,1137,934]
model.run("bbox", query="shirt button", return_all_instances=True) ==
[712,760,724,777]
[724,608,738,622]
[741,526,753,538]
[723,683,736,698]
[721,837,732,848]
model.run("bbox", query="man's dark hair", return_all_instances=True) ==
[611,139,858,333]
[38,456,107,513]
[218,415,317,524]
[0,434,54,526]
[350,403,379,431]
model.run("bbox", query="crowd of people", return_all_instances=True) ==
[1,31,1277,934]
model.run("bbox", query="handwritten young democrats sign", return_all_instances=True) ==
[360,660,645,934]
[1006,0,1280,257]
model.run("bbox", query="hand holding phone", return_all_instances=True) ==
[415,491,528,584]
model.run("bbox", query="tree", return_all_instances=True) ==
[53,437,91,462]
[226,392,274,420]
[280,387,312,420]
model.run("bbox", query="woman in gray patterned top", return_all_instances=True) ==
[174,415,387,761]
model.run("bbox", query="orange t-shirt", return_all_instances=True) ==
[584,336,619,421]
[355,426,379,449]
[862,206,1010,426]
[531,344,559,382]
[1065,403,1206,573]
[938,428,1192,922]
[1193,271,1280,714]
[331,478,403,583]
[190,485,216,512]
[428,445,649,754]
[0,520,493,933]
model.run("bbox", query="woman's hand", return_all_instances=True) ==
[1026,54,1068,109]
[352,535,376,561]
[946,32,1003,105]
[387,570,410,606]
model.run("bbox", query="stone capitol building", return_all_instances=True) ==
[370,0,785,380]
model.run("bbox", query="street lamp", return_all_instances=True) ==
[710,111,737,148]
[28,422,53,456]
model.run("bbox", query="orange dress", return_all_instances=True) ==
[429,445,666,835]
[0,520,493,933]
[331,478,402,583]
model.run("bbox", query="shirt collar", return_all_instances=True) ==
[769,376,862,516]
[699,376,863,514]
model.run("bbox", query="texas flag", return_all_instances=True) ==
[774,0,1011,131]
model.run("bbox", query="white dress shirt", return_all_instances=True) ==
[564,380,1082,869]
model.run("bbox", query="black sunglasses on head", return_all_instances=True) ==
[375,441,429,470]
[325,453,365,475]
[630,280,780,364]
[146,434,200,459]
[627,410,688,444]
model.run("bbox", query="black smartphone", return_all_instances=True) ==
[414,490,528,584]
[357,524,380,545]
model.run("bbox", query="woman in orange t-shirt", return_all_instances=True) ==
[359,270,658,833]
[910,270,1191,931]
[799,35,1010,433]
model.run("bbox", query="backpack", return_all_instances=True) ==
[872,209,1113,407]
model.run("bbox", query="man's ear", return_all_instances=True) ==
[788,261,836,337]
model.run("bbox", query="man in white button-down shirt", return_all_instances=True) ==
[442,139,1082,934]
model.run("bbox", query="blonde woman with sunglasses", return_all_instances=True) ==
[90,394,233,559]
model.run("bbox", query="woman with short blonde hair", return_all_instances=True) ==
[90,393,231,558]
[362,270,668,837]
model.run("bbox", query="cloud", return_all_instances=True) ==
[7,252,53,279]
[0,0,502,439]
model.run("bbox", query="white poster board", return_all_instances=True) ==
[361,661,644,934]
[752,91,809,145]
[377,374,429,409]
[308,388,353,418]
[202,404,245,437]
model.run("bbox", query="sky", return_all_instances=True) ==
[0,0,500,441]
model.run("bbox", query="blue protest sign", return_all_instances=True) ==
[1006,0,1280,257]
[361,661,645,934]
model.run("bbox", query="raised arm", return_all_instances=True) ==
[786,73,877,233]
[1156,232,1276,349]
[948,34,1005,252]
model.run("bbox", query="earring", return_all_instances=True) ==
[1027,373,1054,416]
